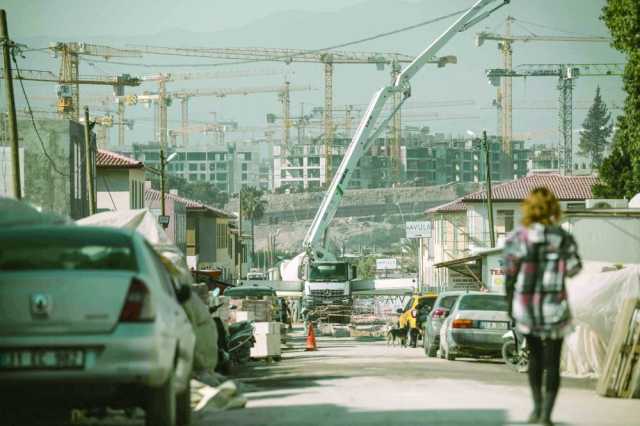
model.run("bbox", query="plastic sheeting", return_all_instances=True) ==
[562,262,640,378]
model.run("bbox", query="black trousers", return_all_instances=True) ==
[526,335,563,396]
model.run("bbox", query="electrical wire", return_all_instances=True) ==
[512,17,606,38]
[11,47,69,177]
[79,8,469,69]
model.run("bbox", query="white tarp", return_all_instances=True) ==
[562,262,640,378]
[77,209,173,248]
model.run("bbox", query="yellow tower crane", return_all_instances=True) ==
[476,17,611,155]
[47,42,143,121]
[128,45,456,184]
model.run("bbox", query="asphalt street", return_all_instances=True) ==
[12,329,640,426]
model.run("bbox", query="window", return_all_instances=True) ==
[216,223,228,249]
[188,163,198,171]
[210,173,216,181]
[217,162,227,171]
[496,209,515,240]
[216,173,227,182]
[308,156,320,166]
[243,153,252,161]
[458,295,508,311]
[200,174,206,181]
[189,174,198,181]
[242,173,248,181]
[209,163,216,171]
[200,163,206,171]
[187,152,206,161]
[145,152,160,161]
[241,163,248,171]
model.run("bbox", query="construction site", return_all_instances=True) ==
[2,1,639,426]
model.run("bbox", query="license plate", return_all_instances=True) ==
[0,349,85,370]
[322,300,334,305]
[479,321,508,330]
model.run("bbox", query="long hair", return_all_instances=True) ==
[521,187,561,226]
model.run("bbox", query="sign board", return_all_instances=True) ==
[376,258,397,270]
[406,221,432,239]
[158,215,170,226]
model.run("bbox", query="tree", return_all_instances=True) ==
[240,186,268,259]
[595,0,640,199]
[578,87,613,168]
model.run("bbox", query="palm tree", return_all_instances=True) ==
[240,186,268,260]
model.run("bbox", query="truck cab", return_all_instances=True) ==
[299,260,357,323]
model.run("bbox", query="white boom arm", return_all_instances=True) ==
[303,0,510,260]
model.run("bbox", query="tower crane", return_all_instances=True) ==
[476,16,612,155]
[138,69,287,148]
[48,42,142,120]
[486,63,623,174]
[129,45,457,184]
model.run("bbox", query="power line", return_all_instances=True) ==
[11,47,69,177]
[513,17,607,38]
[73,8,468,70]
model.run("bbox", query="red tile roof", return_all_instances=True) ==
[463,174,600,202]
[145,188,235,218]
[425,198,467,214]
[96,149,143,169]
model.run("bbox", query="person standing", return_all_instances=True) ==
[503,187,582,426]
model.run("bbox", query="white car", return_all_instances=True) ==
[439,291,510,361]
[0,225,196,426]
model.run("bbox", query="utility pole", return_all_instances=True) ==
[160,148,166,226]
[1,10,21,199]
[483,130,496,248]
[237,189,243,282]
[83,107,95,215]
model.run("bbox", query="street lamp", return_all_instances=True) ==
[159,149,177,228]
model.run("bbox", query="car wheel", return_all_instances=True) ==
[176,376,191,426]
[146,369,177,426]
[426,336,438,358]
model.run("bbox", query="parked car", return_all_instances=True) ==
[422,291,465,357]
[438,291,510,361]
[398,293,438,347]
[0,225,195,426]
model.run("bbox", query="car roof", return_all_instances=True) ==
[0,224,137,244]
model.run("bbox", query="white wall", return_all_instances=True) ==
[96,168,145,211]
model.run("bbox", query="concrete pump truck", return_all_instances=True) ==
[280,0,510,324]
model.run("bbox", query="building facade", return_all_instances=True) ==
[96,149,146,212]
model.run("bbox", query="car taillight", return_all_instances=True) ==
[452,319,473,329]
[432,308,446,319]
[119,278,155,322]
[411,309,417,318]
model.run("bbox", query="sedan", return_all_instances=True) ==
[423,291,465,357]
[439,291,510,361]
[0,225,196,426]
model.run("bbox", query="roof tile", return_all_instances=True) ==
[145,188,235,218]
[96,149,143,169]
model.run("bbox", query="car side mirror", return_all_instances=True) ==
[176,285,191,304]
[396,308,404,314]
[229,304,238,310]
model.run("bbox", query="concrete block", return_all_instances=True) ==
[254,321,280,336]
[235,311,255,322]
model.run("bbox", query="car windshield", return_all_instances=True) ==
[458,294,508,311]
[0,239,136,271]
[416,297,436,310]
[308,263,348,282]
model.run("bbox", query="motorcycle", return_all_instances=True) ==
[502,326,529,372]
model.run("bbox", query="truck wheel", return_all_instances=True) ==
[146,370,176,426]
[176,376,191,426]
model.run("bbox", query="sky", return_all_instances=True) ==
[1,0,627,149]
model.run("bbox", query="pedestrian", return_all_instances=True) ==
[280,298,292,329]
[503,187,582,426]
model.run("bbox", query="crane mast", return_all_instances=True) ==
[303,0,510,260]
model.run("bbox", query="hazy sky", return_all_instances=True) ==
[2,0,626,148]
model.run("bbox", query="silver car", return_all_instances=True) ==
[422,291,465,357]
[0,225,196,426]
[439,291,510,361]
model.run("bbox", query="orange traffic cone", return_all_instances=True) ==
[305,322,317,351]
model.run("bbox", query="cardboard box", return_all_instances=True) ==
[250,333,281,358]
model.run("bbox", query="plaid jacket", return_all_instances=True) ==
[504,223,582,339]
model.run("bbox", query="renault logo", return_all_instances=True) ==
[31,293,52,316]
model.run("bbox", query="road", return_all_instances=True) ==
[201,330,639,426]
[14,329,639,426]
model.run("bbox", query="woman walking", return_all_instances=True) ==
[504,187,582,426]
